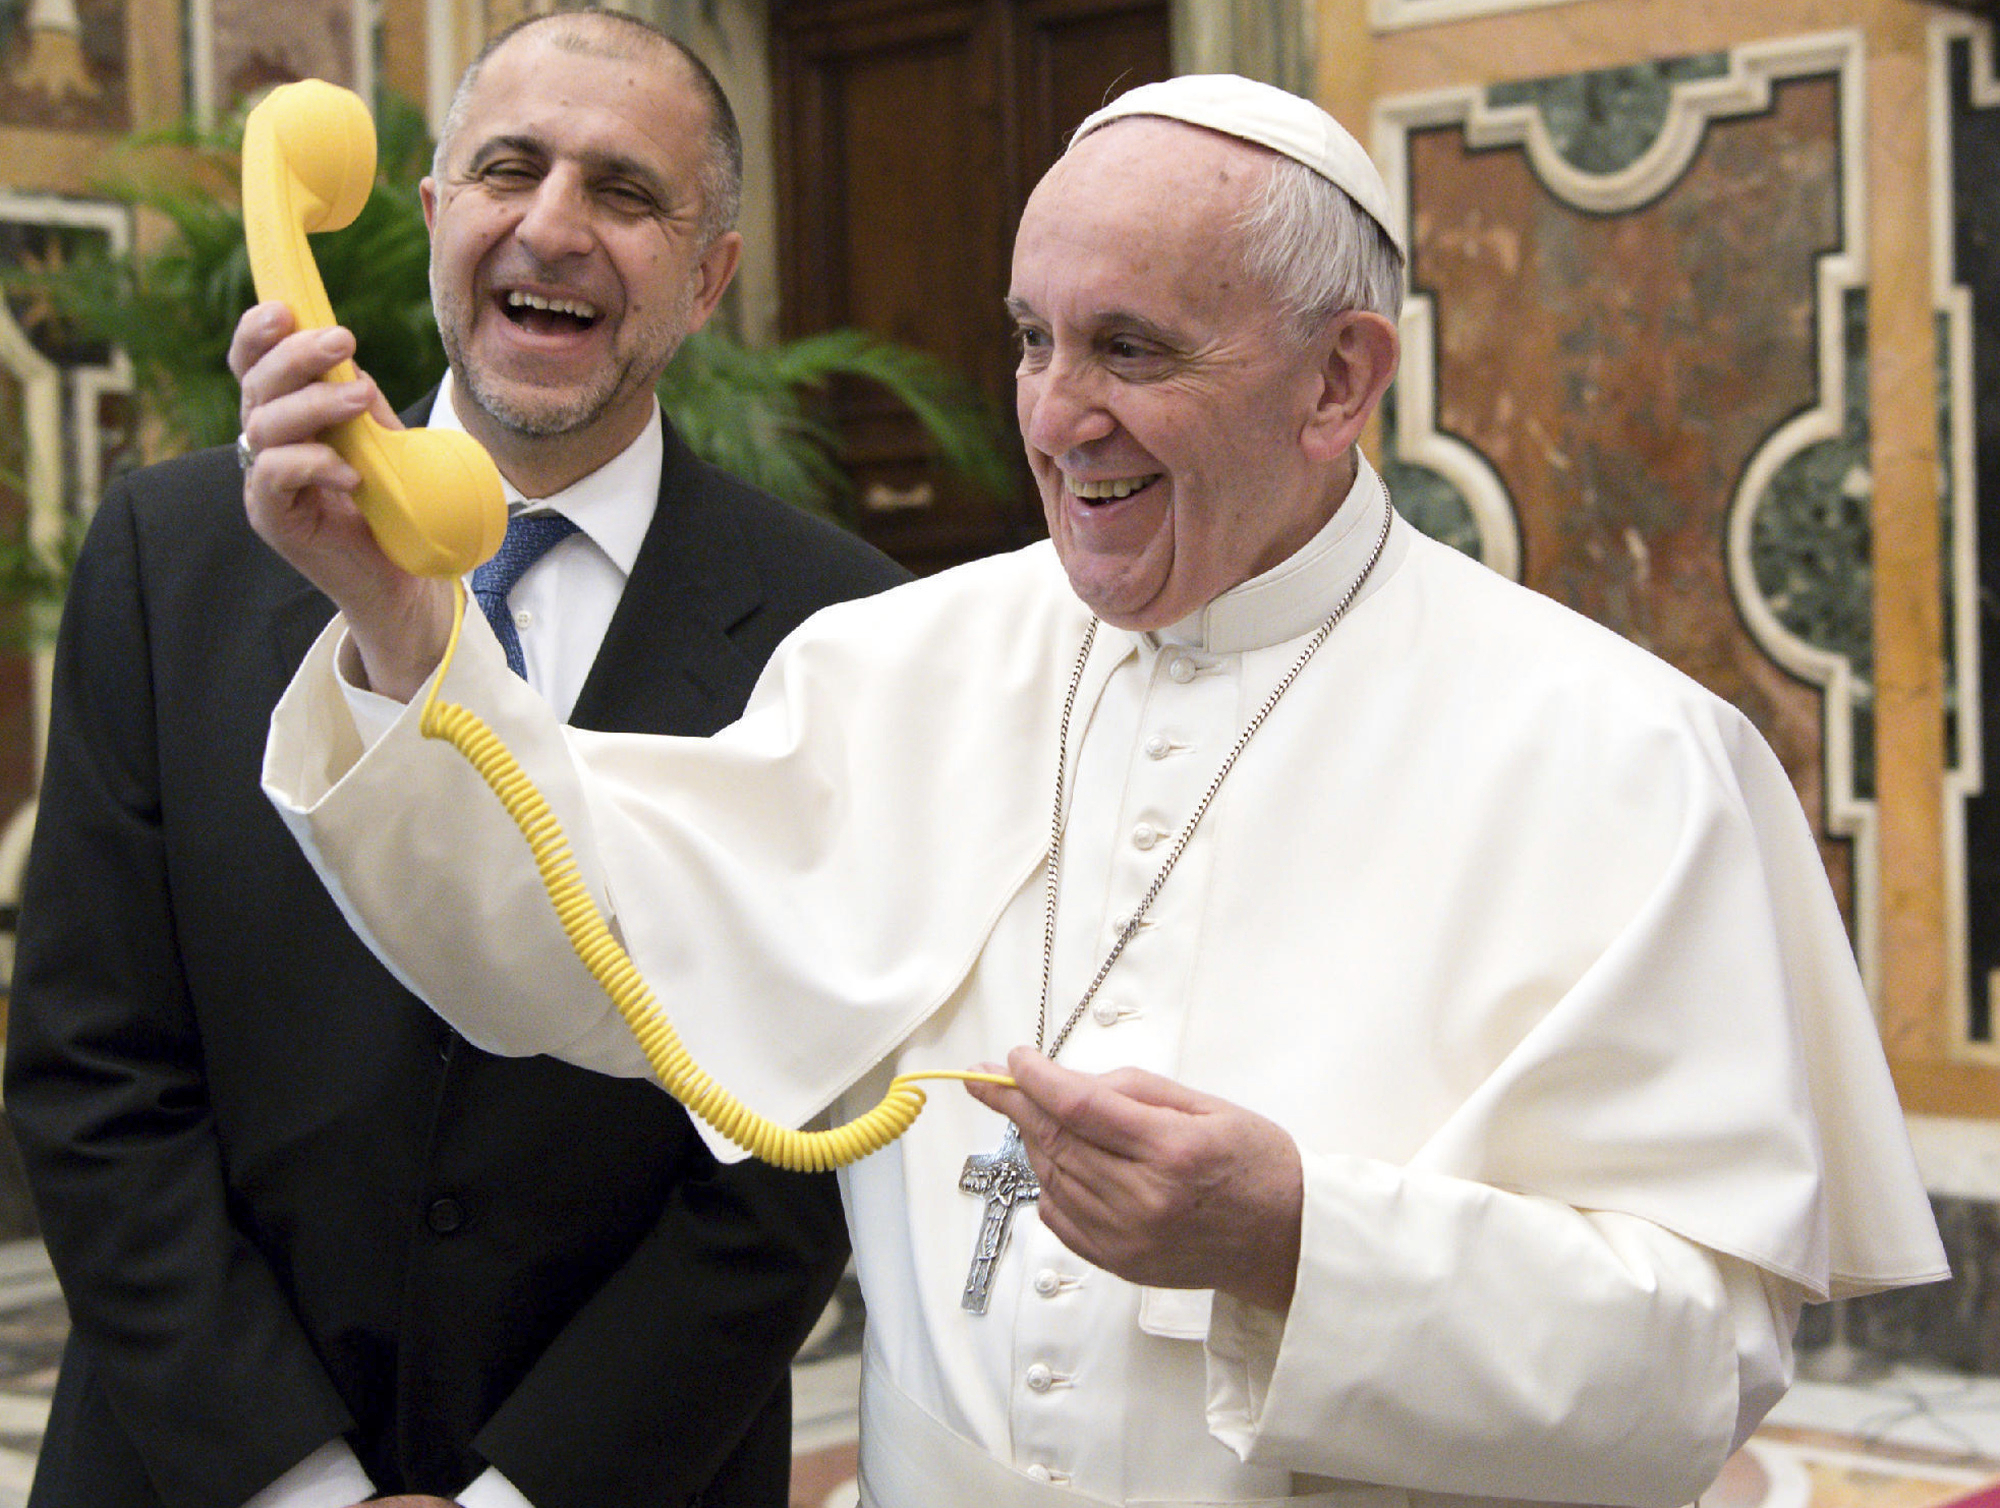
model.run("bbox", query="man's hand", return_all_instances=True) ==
[231,300,454,701]
[965,1047,1304,1312]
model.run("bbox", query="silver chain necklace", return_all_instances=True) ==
[1036,480,1394,1057]
[958,480,1393,1314]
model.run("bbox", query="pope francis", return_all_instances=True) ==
[242,75,1946,1508]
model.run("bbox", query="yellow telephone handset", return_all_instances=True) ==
[245,81,1005,1171]
[243,80,506,578]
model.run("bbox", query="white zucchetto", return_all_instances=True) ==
[1068,73,1402,254]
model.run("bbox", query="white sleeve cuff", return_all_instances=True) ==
[238,1439,375,1508]
[457,1465,539,1508]
[1203,1149,1744,1507]
[335,628,415,748]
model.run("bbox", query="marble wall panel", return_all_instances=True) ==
[1379,42,1868,947]
[213,0,355,97]
[1371,0,1586,31]
[0,196,134,912]
[0,0,127,131]
[190,0,368,125]
[1798,1193,2000,1373]
[1937,18,2000,1051]
[0,365,30,829]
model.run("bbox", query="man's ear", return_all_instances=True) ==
[419,177,439,236]
[682,230,745,337]
[1300,311,1400,463]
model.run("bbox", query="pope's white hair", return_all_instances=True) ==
[1236,154,1405,338]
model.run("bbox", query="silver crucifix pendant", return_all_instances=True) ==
[958,1121,1041,1313]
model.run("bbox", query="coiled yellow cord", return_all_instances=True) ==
[415,583,1009,1172]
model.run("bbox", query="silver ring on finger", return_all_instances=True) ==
[235,432,257,473]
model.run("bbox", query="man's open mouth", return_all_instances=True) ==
[501,289,601,335]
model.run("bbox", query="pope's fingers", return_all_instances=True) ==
[228,300,296,383]
[1003,1046,1208,1110]
[241,375,379,468]
[969,1053,1204,1114]
[1000,1048,1190,1161]
[240,430,363,556]
[237,323,360,427]
[962,1078,1064,1162]
[243,442,364,528]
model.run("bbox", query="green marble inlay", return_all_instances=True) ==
[1748,287,1874,798]
[1487,53,1730,178]
[1379,386,1484,560]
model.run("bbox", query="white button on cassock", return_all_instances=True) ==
[1025,1465,1053,1484]
[1033,1268,1062,1296]
[1168,656,1197,683]
[1091,1001,1120,1026]
[1131,823,1160,850]
[1144,733,1171,759]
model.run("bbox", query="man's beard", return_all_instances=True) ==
[432,275,693,440]
[455,358,627,438]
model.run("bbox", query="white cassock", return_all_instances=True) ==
[265,458,1946,1508]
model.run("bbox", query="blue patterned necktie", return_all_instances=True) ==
[471,512,579,679]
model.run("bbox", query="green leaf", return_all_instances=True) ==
[658,326,1020,515]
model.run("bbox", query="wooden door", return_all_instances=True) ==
[774,0,1171,572]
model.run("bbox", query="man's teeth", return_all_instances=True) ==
[1068,475,1159,501]
[507,291,599,319]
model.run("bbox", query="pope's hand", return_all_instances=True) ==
[231,300,452,702]
[965,1047,1304,1313]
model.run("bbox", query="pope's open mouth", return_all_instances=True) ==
[1068,473,1162,505]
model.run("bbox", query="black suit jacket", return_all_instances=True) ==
[5,417,907,1507]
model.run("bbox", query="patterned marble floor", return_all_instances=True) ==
[0,1242,64,1506]
[0,1239,1995,1508]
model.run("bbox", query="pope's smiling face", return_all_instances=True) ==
[1008,120,1359,632]
[420,23,739,484]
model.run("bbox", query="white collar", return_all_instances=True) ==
[427,370,658,576]
[1153,453,1397,654]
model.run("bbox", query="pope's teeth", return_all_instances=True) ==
[1068,475,1159,500]
[507,291,598,319]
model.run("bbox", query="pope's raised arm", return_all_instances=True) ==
[234,302,459,700]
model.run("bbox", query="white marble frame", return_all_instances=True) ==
[1370,0,1587,34]
[0,192,134,912]
[1930,13,1998,1064]
[186,0,377,126]
[1374,31,1881,999]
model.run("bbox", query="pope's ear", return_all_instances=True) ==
[1301,310,1399,463]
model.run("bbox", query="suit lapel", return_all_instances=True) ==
[571,422,766,738]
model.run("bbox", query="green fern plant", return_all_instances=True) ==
[659,325,1017,518]
[18,100,444,449]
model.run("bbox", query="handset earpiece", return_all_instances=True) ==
[242,80,506,578]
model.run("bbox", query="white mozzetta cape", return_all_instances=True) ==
[268,475,1944,1508]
